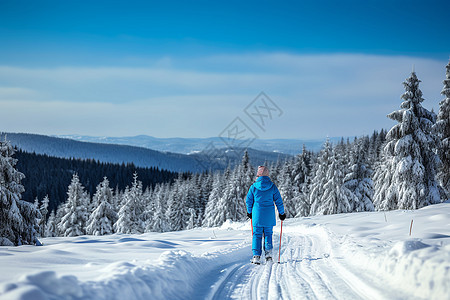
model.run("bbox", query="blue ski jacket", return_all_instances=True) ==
[246,176,285,227]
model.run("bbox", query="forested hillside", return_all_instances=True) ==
[1,132,291,172]
[15,150,180,213]
[1,132,208,172]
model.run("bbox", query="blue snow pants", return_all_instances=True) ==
[252,226,273,256]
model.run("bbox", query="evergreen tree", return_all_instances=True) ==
[33,197,41,236]
[292,145,312,217]
[165,176,186,231]
[240,150,255,199]
[143,187,156,232]
[373,72,440,210]
[222,151,256,222]
[86,177,117,235]
[309,139,332,215]
[54,203,65,236]
[376,129,387,158]
[114,173,145,234]
[186,208,196,230]
[368,130,379,166]
[19,201,41,244]
[112,186,121,214]
[0,139,39,246]
[150,184,170,232]
[221,165,248,222]
[343,138,374,212]
[58,174,90,237]
[45,210,57,237]
[292,146,311,190]
[39,195,50,237]
[270,160,282,186]
[434,60,450,197]
[203,172,226,227]
[182,175,199,228]
[203,152,254,227]
[196,172,213,227]
[277,160,296,217]
[310,140,351,215]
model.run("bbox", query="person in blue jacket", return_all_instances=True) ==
[246,166,286,264]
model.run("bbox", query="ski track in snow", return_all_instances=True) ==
[201,229,398,300]
[206,235,341,300]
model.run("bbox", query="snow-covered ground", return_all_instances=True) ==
[1,203,449,300]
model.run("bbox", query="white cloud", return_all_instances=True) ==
[0,53,447,139]
[0,87,39,99]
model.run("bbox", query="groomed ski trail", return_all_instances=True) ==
[203,224,409,300]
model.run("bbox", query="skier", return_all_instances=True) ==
[246,166,286,264]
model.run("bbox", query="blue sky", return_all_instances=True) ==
[0,0,449,140]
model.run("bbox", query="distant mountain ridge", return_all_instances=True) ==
[56,134,343,155]
[1,132,291,173]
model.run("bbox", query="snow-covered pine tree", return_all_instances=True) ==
[113,186,129,232]
[45,210,57,237]
[375,129,387,161]
[270,160,282,186]
[182,175,199,228]
[343,137,374,212]
[240,150,255,198]
[292,145,312,217]
[86,177,117,235]
[150,184,170,232]
[186,208,196,230]
[195,172,213,227]
[334,137,348,161]
[222,165,248,222]
[58,174,90,237]
[38,195,50,237]
[112,186,121,214]
[18,200,41,244]
[373,71,441,210]
[335,137,352,182]
[33,197,40,236]
[143,187,156,232]
[368,130,379,166]
[368,130,386,168]
[54,203,65,236]
[165,176,186,231]
[0,139,39,246]
[309,139,332,215]
[434,60,450,197]
[88,191,98,216]
[277,160,296,217]
[203,172,226,227]
[114,173,145,234]
[232,150,255,220]
[310,139,351,215]
[326,143,352,214]
[203,151,255,227]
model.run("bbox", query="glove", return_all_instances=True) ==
[279,213,286,221]
[247,212,252,219]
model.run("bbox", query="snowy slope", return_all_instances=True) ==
[0,203,449,300]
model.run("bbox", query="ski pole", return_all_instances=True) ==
[278,220,283,264]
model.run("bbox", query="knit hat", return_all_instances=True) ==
[256,166,269,177]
